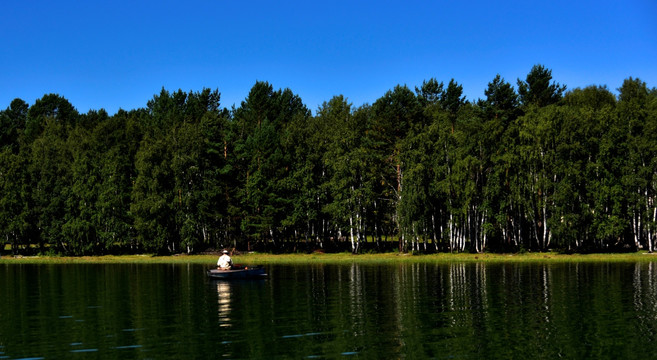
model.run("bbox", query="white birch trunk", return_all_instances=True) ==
[481,214,488,252]
[502,227,506,248]
[633,213,639,249]
[449,213,454,252]
[648,205,657,252]
[349,214,355,253]
[543,199,548,249]
[467,210,473,252]
[480,212,486,252]
[638,211,642,248]
[432,214,438,250]
[355,212,360,251]
[440,220,444,251]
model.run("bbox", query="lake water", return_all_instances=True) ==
[1,262,657,359]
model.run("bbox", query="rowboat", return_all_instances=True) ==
[207,266,267,279]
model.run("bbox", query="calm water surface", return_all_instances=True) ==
[1,262,657,359]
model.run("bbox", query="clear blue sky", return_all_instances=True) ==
[1,0,655,115]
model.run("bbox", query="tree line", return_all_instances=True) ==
[1,65,656,255]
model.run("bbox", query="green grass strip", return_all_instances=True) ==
[2,251,657,265]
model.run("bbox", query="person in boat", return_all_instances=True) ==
[217,250,233,270]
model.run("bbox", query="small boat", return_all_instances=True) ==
[207,265,267,279]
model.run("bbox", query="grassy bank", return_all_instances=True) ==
[2,251,657,265]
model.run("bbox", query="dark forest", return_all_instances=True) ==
[1,65,656,255]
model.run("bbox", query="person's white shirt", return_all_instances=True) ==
[217,253,233,269]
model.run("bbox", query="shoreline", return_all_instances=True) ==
[2,252,657,265]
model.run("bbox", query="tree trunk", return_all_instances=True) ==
[350,214,356,253]
[651,206,657,252]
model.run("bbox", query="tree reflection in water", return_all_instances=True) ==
[2,263,657,358]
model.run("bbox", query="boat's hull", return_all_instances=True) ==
[207,266,267,279]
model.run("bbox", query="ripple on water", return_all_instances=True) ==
[282,332,325,339]
[113,345,143,350]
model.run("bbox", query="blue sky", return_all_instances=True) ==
[1,0,655,115]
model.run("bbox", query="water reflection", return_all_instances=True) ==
[300,261,657,358]
[4,262,657,358]
[633,262,657,335]
[215,281,232,327]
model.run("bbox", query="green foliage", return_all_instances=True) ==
[0,98,28,152]
[25,94,78,142]
[0,68,656,255]
[517,64,566,107]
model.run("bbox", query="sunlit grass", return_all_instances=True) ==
[232,251,657,264]
[2,251,657,265]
